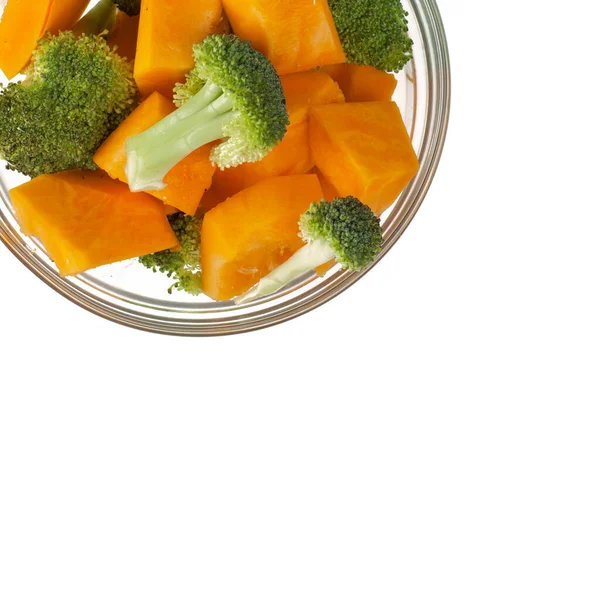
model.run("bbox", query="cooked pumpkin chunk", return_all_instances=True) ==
[309,101,419,215]
[0,0,88,80]
[93,92,216,216]
[107,11,140,63]
[221,0,345,75]
[322,64,398,102]
[281,71,346,114]
[10,170,178,277]
[134,0,226,97]
[201,174,324,300]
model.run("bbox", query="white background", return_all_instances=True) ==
[1,0,599,598]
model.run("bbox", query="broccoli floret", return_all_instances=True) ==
[114,0,141,16]
[139,213,204,296]
[0,32,137,178]
[125,34,289,192]
[329,0,414,72]
[234,197,383,304]
[300,197,384,270]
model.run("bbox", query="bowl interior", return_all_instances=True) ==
[0,0,450,335]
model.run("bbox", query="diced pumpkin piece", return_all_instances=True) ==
[134,0,226,98]
[0,0,88,79]
[202,174,324,300]
[44,0,89,33]
[281,70,346,116]
[156,145,215,216]
[0,0,50,80]
[221,0,345,75]
[10,170,178,277]
[107,11,140,63]
[322,64,398,102]
[207,71,345,205]
[309,102,419,215]
[93,91,216,216]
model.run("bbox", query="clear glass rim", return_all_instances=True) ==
[0,0,451,337]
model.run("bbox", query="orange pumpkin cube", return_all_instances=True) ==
[221,0,346,75]
[44,0,90,34]
[201,174,324,300]
[281,71,346,115]
[322,64,398,103]
[107,11,140,63]
[309,102,419,215]
[0,0,88,80]
[10,170,179,277]
[94,92,216,216]
[134,0,226,98]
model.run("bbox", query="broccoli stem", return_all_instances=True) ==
[234,239,335,305]
[125,88,236,192]
[134,83,224,146]
[72,0,118,37]
[175,83,225,121]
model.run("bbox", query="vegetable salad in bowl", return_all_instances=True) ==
[0,0,450,335]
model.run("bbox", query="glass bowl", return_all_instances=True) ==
[0,0,451,336]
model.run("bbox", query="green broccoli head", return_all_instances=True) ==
[300,196,383,271]
[0,32,137,178]
[27,32,136,116]
[139,213,204,296]
[329,0,414,72]
[125,34,288,192]
[114,0,141,16]
[173,34,289,167]
[234,197,383,305]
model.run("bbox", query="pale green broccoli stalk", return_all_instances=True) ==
[72,0,140,37]
[125,34,289,192]
[234,197,383,305]
[329,0,414,72]
[0,32,137,177]
[139,213,204,296]
[72,0,118,37]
